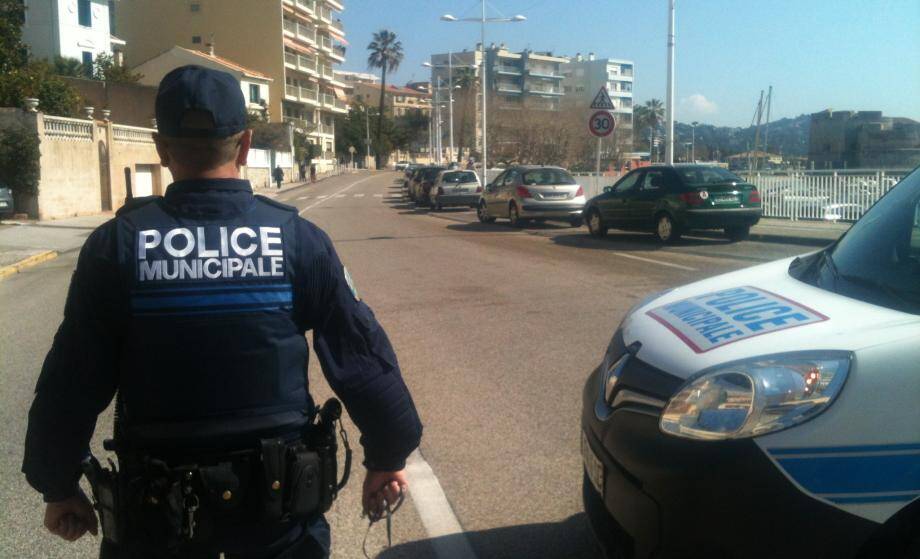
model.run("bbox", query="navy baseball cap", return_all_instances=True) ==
[155,65,248,138]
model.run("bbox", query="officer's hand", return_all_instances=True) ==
[44,490,98,542]
[362,469,408,520]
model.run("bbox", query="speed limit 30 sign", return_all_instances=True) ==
[589,111,616,137]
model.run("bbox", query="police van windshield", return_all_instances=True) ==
[817,166,920,314]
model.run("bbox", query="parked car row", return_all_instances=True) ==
[400,164,764,243]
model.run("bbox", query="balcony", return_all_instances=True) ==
[317,4,331,22]
[285,84,320,105]
[284,52,297,68]
[327,18,344,34]
[298,54,318,75]
[495,65,522,76]
[283,18,297,36]
[527,85,563,96]
[297,23,317,45]
[320,64,334,79]
[319,34,332,52]
[294,0,316,14]
[496,85,523,95]
[321,93,347,113]
[283,116,316,133]
[330,44,346,62]
[527,69,563,80]
[325,0,344,11]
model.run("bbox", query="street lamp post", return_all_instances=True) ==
[664,0,676,164]
[441,7,525,183]
[425,57,475,165]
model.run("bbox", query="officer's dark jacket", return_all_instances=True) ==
[22,178,423,502]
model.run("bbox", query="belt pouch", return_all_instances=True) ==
[286,447,322,519]
[260,439,286,522]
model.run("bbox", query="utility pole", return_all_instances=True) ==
[748,90,764,172]
[365,107,371,169]
[481,0,487,178]
[762,85,773,164]
[435,79,443,164]
[448,51,455,164]
[664,0,676,164]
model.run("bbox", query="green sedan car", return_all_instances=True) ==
[584,164,763,243]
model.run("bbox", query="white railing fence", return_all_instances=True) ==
[113,124,155,144]
[43,116,93,141]
[745,170,908,222]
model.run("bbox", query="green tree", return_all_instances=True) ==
[93,53,142,83]
[52,56,87,78]
[0,61,81,116]
[0,125,40,198]
[452,67,476,163]
[366,29,403,169]
[0,0,28,73]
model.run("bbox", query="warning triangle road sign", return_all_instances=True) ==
[590,87,616,110]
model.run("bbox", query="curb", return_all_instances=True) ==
[0,250,59,280]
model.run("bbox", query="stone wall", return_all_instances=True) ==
[61,77,159,128]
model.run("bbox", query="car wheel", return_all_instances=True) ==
[654,213,681,243]
[477,201,495,223]
[724,225,751,242]
[508,203,524,228]
[587,209,608,238]
[569,217,584,228]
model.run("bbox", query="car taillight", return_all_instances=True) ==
[516,186,532,198]
[748,189,761,204]
[437,186,444,195]
[680,191,707,206]
[575,185,584,197]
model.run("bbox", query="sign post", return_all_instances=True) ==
[588,87,617,188]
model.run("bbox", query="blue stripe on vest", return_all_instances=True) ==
[132,289,293,311]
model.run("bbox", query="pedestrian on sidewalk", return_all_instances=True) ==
[21,65,422,559]
[298,162,306,181]
[272,165,284,189]
[310,163,317,184]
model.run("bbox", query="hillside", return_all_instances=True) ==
[670,114,811,160]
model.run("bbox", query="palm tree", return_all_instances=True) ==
[643,99,664,131]
[452,67,476,164]
[366,29,403,169]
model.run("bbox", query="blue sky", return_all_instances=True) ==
[338,0,920,127]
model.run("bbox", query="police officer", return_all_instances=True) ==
[22,65,423,557]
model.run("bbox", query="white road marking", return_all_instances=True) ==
[335,194,347,198]
[297,195,310,200]
[354,193,365,198]
[612,251,698,271]
[373,194,383,198]
[317,195,329,199]
[298,174,377,214]
[405,450,477,559]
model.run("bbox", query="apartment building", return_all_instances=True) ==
[117,0,349,170]
[350,83,431,117]
[22,0,126,69]
[562,53,634,150]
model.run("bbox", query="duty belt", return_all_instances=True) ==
[82,398,351,550]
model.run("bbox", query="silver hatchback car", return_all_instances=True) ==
[427,170,481,210]
[477,166,585,227]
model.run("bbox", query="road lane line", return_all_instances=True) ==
[297,195,310,200]
[373,194,383,198]
[299,174,377,214]
[405,450,478,559]
[612,251,698,271]
[354,193,365,198]
[335,194,346,198]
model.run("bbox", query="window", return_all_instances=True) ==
[78,0,91,27]
[81,51,93,77]
[613,171,642,193]
[192,35,202,44]
[190,3,201,12]
[521,169,576,186]
[108,0,116,33]
[249,84,261,103]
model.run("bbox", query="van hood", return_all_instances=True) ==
[622,257,920,380]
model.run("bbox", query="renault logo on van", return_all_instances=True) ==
[603,353,630,404]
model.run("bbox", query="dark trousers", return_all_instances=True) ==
[99,517,330,559]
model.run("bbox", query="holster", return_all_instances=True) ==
[82,456,122,544]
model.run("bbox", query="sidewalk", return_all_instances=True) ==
[253,169,359,197]
[0,214,111,269]
[750,218,850,246]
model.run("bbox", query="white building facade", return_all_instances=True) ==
[22,0,124,68]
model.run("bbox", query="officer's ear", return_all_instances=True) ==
[152,133,171,168]
[236,130,253,168]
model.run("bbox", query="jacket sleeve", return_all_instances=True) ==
[22,224,122,502]
[296,221,422,471]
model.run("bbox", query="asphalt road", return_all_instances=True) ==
[0,171,821,558]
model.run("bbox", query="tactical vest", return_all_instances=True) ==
[113,195,312,450]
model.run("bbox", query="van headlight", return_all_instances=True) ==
[660,352,851,440]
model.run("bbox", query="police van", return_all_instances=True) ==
[581,167,920,558]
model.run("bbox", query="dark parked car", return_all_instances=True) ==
[0,184,13,218]
[408,166,445,204]
[583,165,762,243]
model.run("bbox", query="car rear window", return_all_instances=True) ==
[677,167,743,185]
[442,171,478,184]
[422,168,444,180]
[521,169,576,186]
